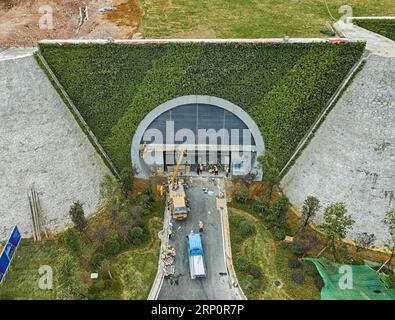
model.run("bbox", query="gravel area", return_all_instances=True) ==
[281,54,395,245]
[0,55,112,240]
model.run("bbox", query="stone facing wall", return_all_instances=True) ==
[0,55,112,240]
[281,55,395,245]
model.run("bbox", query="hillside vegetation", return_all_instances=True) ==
[39,42,365,172]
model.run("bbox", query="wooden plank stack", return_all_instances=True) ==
[27,186,48,241]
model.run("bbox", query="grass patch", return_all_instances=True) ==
[140,0,395,38]
[0,240,62,299]
[229,207,320,300]
[0,198,165,300]
[112,218,162,300]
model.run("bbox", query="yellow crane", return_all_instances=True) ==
[142,144,187,184]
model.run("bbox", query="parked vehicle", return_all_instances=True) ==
[186,232,206,279]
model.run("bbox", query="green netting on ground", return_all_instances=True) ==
[305,257,395,300]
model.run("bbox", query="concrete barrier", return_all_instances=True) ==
[147,199,170,300]
[217,178,247,300]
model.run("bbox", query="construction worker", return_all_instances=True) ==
[225,165,229,178]
[199,221,204,233]
[168,222,173,240]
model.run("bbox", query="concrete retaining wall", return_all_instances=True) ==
[281,54,395,245]
[0,54,112,240]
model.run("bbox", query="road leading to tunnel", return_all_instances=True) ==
[157,177,239,300]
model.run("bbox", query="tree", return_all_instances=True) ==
[58,228,81,256]
[318,203,355,262]
[299,196,320,232]
[69,201,87,234]
[105,237,121,256]
[129,226,144,244]
[293,231,321,257]
[266,195,289,227]
[354,232,376,252]
[233,184,250,204]
[383,208,395,274]
[92,225,109,249]
[257,151,280,203]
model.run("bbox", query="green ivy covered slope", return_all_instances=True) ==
[354,19,395,42]
[39,42,365,173]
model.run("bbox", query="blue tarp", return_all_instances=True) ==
[0,226,21,284]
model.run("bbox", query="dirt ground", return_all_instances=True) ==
[0,0,143,48]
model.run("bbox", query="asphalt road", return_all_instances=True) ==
[157,177,238,300]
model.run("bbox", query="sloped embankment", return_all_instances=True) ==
[0,53,112,240]
[281,54,395,245]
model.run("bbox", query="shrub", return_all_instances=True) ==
[249,265,262,279]
[336,244,353,265]
[142,210,152,217]
[290,242,304,257]
[294,232,321,255]
[233,185,250,204]
[303,262,319,276]
[273,227,286,241]
[288,258,300,269]
[129,226,144,243]
[251,200,268,214]
[88,279,106,297]
[104,237,121,256]
[91,253,105,269]
[239,220,255,237]
[58,228,82,256]
[240,275,260,294]
[354,232,376,251]
[235,257,250,272]
[92,225,109,248]
[266,195,289,227]
[292,272,305,284]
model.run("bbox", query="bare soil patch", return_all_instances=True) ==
[0,0,144,47]
[0,0,81,47]
[104,0,143,31]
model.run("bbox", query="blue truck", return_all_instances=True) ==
[186,232,206,279]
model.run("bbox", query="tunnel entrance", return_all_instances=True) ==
[131,96,265,179]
